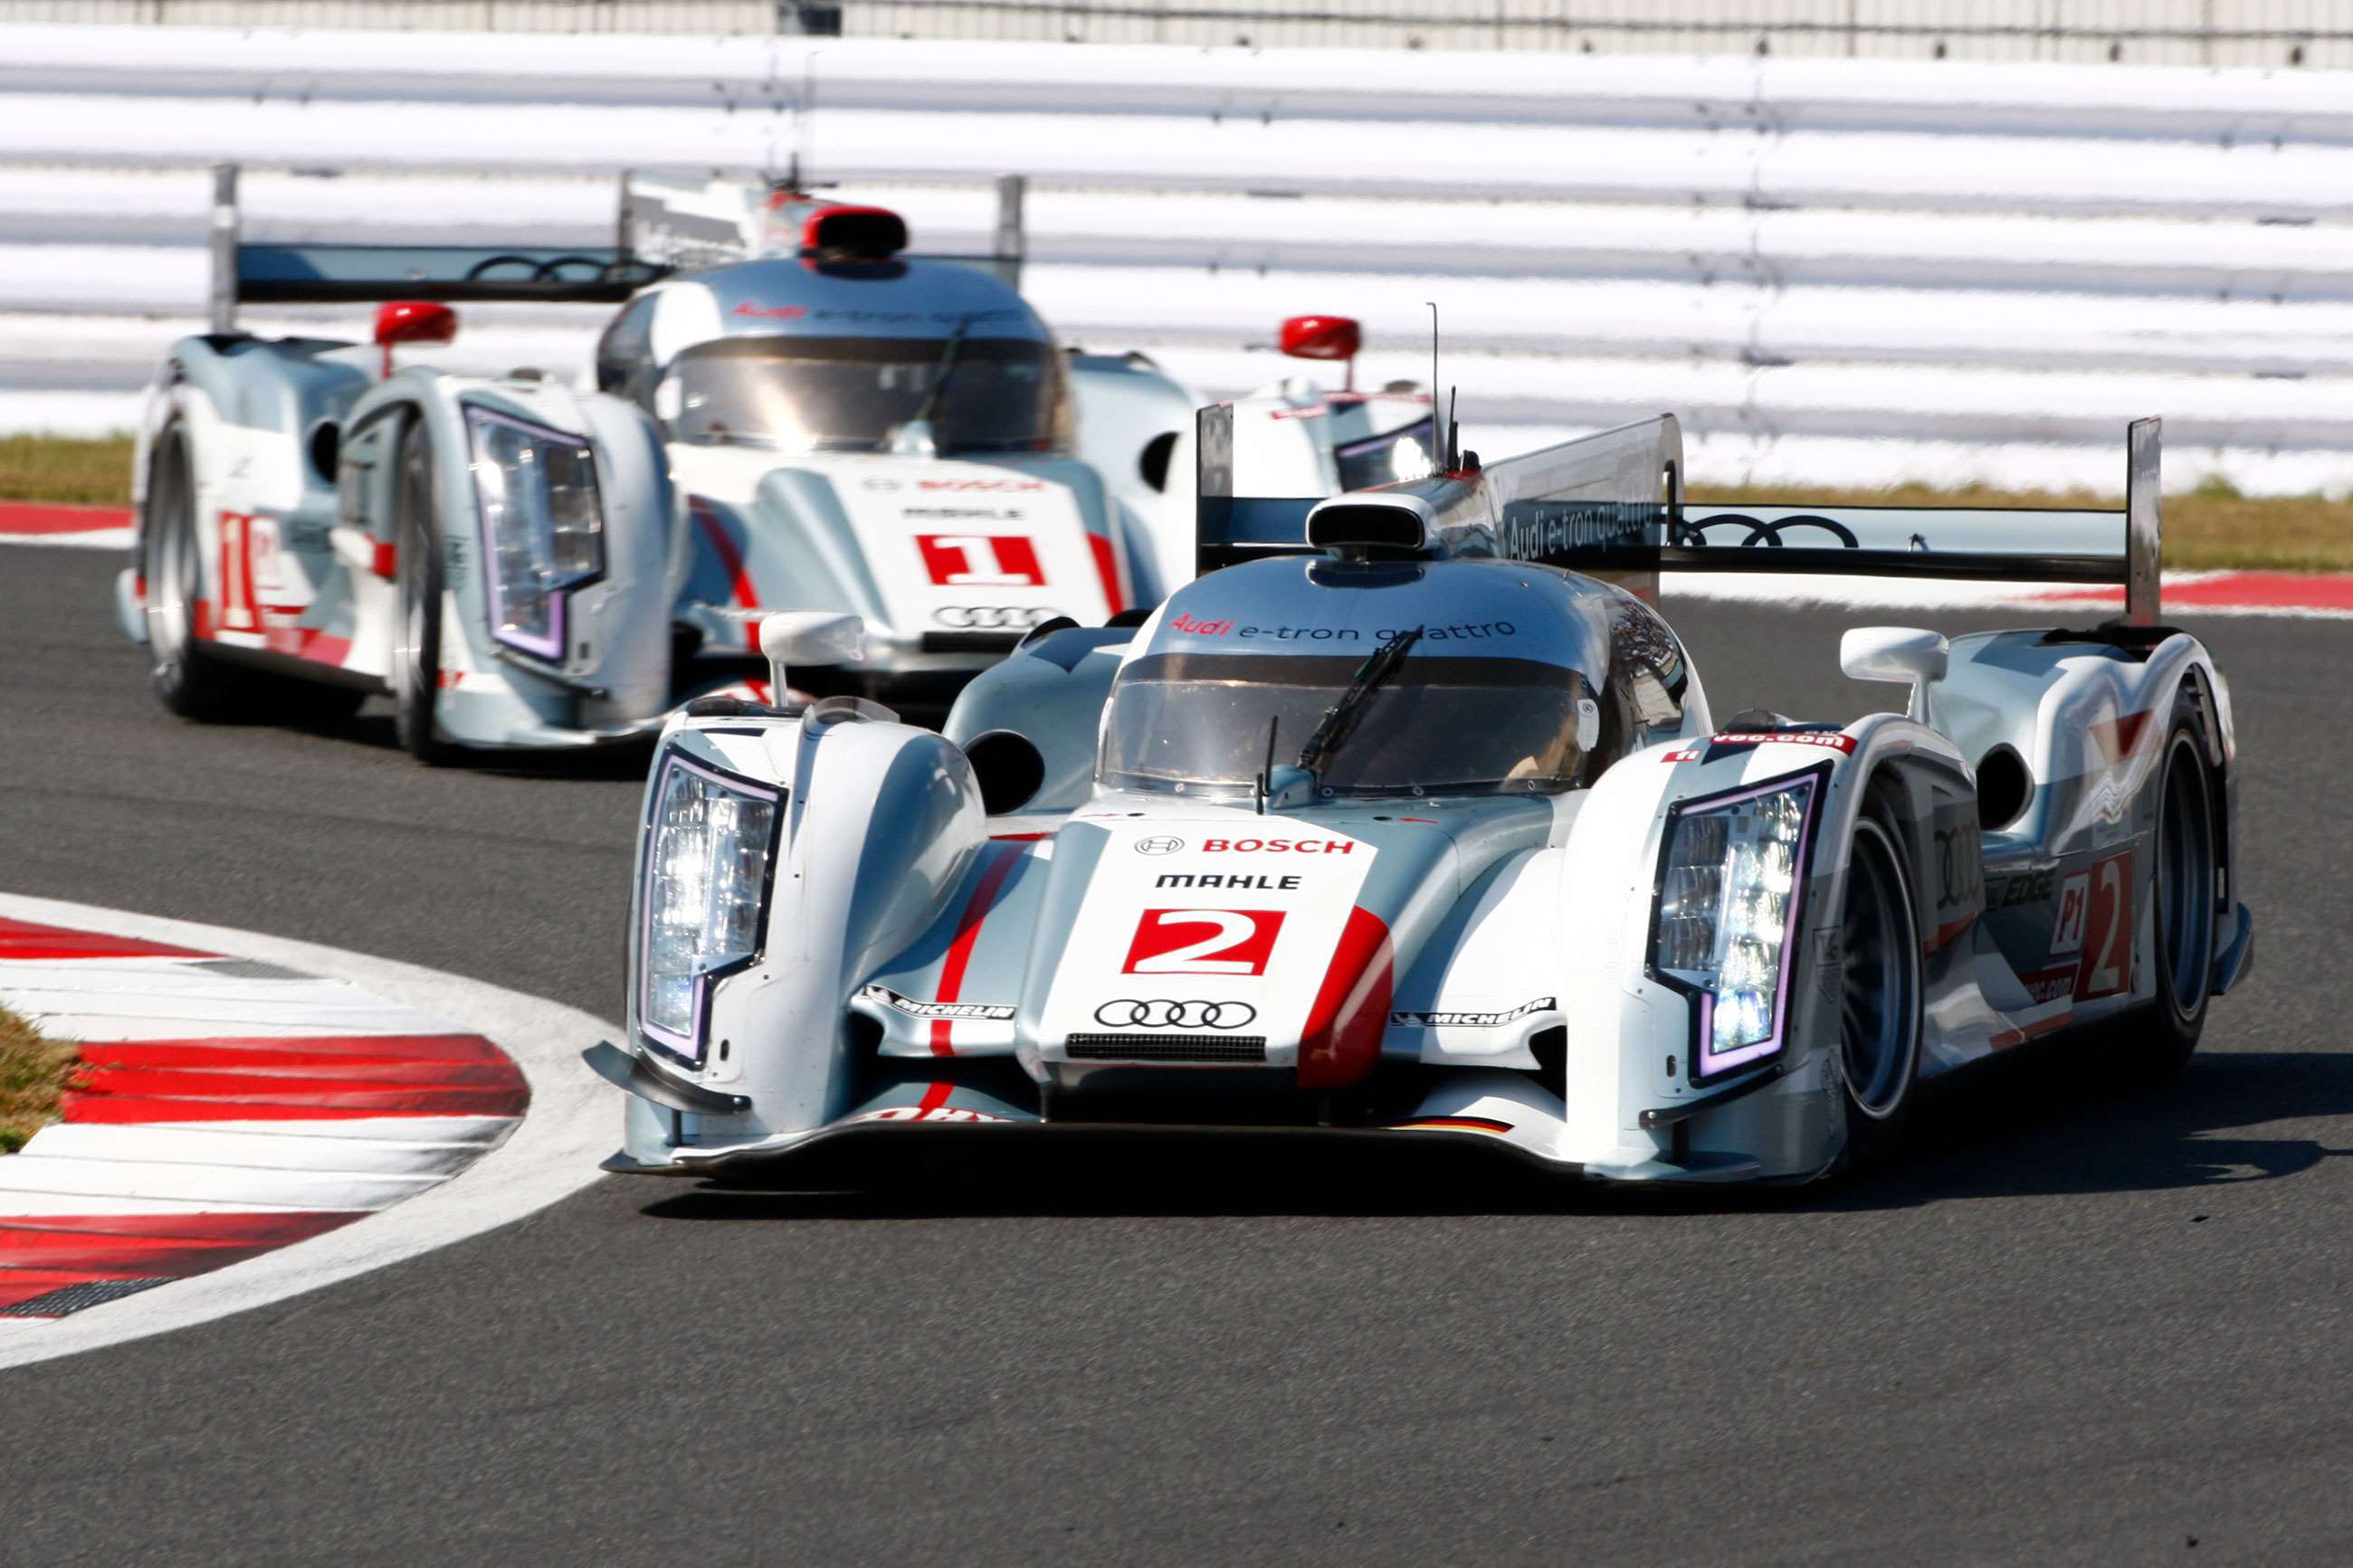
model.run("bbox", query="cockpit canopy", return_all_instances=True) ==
[593,256,1071,456]
[660,335,1068,455]
[1096,556,1669,801]
[1100,649,1595,799]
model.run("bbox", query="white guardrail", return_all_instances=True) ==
[3,24,2351,494]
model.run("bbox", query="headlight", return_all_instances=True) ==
[636,751,782,1066]
[464,406,605,661]
[1652,772,1819,1082]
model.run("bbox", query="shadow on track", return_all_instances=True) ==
[634,1045,2353,1224]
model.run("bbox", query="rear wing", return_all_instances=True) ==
[204,164,1031,328]
[1486,413,2161,625]
[620,170,1028,289]
[1196,404,2162,624]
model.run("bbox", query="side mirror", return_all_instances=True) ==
[759,611,865,698]
[1840,626,1948,724]
[1278,314,1362,390]
[374,300,458,377]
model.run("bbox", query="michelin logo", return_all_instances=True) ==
[1389,997,1558,1029]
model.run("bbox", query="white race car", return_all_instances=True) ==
[113,170,1424,759]
[587,412,2253,1184]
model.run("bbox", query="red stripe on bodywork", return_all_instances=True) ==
[2091,708,2155,765]
[692,499,759,613]
[1989,1012,2075,1050]
[1087,532,1127,617]
[930,842,1024,1055]
[1404,1115,1513,1135]
[0,917,216,961]
[917,1080,955,1114]
[1297,906,1394,1090]
[0,502,132,536]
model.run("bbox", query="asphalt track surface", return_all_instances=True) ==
[3,544,2349,1567]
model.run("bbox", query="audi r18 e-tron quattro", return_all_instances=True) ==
[586,410,2252,1183]
[112,169,1431,761]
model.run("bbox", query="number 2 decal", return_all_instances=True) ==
[2072,851,2133,1002]
[1121,908,1287,975]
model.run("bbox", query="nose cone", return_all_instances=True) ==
[1031,815,1452,1090]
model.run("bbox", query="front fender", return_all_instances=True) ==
[617,710,988,1166]
[344,372,681,732]
[1553,720,1968,1180]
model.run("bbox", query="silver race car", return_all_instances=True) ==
[587,412,2253,1183]
[113,174,1206,759]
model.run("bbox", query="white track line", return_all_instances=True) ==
[0,891,616,1372]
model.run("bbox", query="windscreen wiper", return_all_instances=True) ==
[1294,626,1423,781]
[907,312,972,434]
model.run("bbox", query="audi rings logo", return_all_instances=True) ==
[1677,511,1862,549]
[1132,835,1185,856]
[932,605,1066,630]
[1092,999,1258,1030]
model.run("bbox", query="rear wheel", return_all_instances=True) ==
[2130,721,2218,1080]
[1836,810,1924,1169]
[389,432,458,766]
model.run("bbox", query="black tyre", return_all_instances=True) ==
[388,432,459,765]
[1836,808,1925,1169]
[141,421,257,720]
[2129,718,2219,1081]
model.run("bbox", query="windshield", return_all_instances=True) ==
[1334,416,1437,491]
[661,336,1066,454]
[1100,651,1590,798]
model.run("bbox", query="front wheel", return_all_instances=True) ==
[143,421,256,720]
[388,432,459,766]
[1835,809,1924,1170]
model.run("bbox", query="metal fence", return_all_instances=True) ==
[2,0,2348,65]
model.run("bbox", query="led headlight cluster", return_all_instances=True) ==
[1653,772,1820,1081]
[463,406,605,660]
[636,752,782,1065]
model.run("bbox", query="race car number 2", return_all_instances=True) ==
[2053,849,2134,1002]
[1121,908,1286,975]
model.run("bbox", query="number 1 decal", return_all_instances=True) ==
[2073,850,2133,1002]
[1121,908,1286,975]
[916,534,1046,587]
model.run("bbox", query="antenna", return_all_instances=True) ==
[1424,299,1440,418]
[1447,385,1460,472]
[788,52,818,189]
